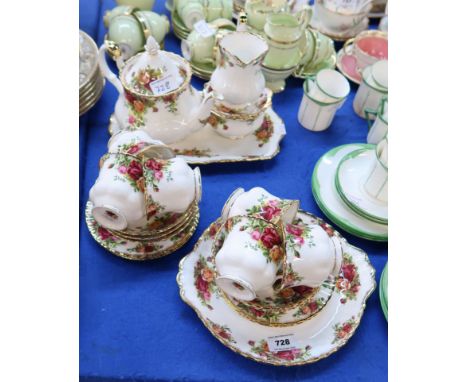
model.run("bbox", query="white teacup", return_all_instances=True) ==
[314,0,371,34]
[222,187,299,225]
[282,220,342,289]
[108,130,175,159]
[214,215,285,301]
[298,77,346,132]
[353,62,388,118]
[365,97,388,144]
[307,69,350,103]
[364,138,388,202]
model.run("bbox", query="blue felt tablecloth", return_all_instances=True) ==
[79,1,388,380]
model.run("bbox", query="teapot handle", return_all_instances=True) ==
[98,44,124,96]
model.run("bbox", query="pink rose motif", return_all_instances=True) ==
[286,224,303,237]
[127,144,140,154]
[248,340,255,346]
[260,227,282,249]
[195,275,208,294]
[295,236,305,245]
[260,203,281,221]
[98,227,112,240]
[145,158,163,171]
[128,115,136,124]
[342,264,356,282]
[203,291,211,301]
[251,230,261,240]
[342,323,353,333]
[127,160,143,180]
[250,307,264,317]
[118,165,127,174]
[276,349,301,360]
[154,170,163,180]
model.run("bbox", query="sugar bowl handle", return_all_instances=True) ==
[98,44,124,96]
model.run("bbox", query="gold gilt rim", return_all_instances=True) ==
[176,212,376,366]
[293,53,337,79]
[109,203,199,240]
[107,110,286,165]
[79,30,100,87]
[86,201,199,261]
[219,286,334,328]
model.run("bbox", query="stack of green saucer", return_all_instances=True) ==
[379,263,388,320]
[172,10,190,40]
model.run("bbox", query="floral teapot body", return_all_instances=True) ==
[99,36,213,144]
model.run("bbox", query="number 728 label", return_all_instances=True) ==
[266,334,298,352]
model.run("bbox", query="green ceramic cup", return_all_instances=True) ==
[204,0,233,22]
[245,0,288,32]
[177,0,205,29]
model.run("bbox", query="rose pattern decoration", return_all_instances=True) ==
[293,296,326,318]
[248,340,311,362]
[245,197,289,223]
[335,253,360,303]
[93,223,127,249]
[254,114,274,147]
[126,242,163,255]
[241,218,284,264]
[332,317,357,344]
[284,219,314,259]
[130,65,164,95]
[199,113,229,131]
[194,256,218,310]
[206,319,236,344]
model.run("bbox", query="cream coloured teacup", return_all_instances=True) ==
[177,0,205,29]
[214,215,285,301]
[353,62,387,118]
[245,0,288,32]
[307,68,350,103]
[222,187,299,225]
[364,138,388,202]
[365,97,388,144]
[298,80,346,132]
[314,0,371,34]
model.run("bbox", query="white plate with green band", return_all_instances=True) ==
[335,147,388,225]
[312,144,388,241]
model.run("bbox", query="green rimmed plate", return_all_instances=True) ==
[312,144,388,241]
[379,263,388,320]
[335,147,388,225]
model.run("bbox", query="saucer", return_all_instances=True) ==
[312,144,388,241]
[109,108,286,164]
[172,11,191,40]
[309,11,369,41]
[335,147,388,224]
[177,211,376,366]
[379,262,387,321]
[293,53,337,79]
[336,44,362,85]
[86,201,199,260]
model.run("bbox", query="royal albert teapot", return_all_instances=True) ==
[99,36,214,144]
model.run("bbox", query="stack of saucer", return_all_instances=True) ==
[172,10,191,40]
[86,131,202,261]
[177,187,376,365]
[79,30,105,116]
[312,139,388,241]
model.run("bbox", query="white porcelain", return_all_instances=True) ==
[109,107,286,164]
[353,64,387,118]
[215,216,284,300]
[298,77,346,132]
[312,143,388,241]
[89,131,202,232]
[370,59,388,89]
[335,146,387,223]
[307,68,350,103]
[210,26,269,105]
[282,220,342,289]
[323,0,371,14]
[365,97,388,144]
[177,212,376,365]
[222,186,299,225]
[313,0,371,35]
[364,138,387,203]
[99,36,214,144]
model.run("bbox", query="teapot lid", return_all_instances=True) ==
[121,36,190,97]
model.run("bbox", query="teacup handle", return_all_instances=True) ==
[296,5,313,31]
[343,38,355,56]
[364,108,378,130]
[98,44,124,96]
